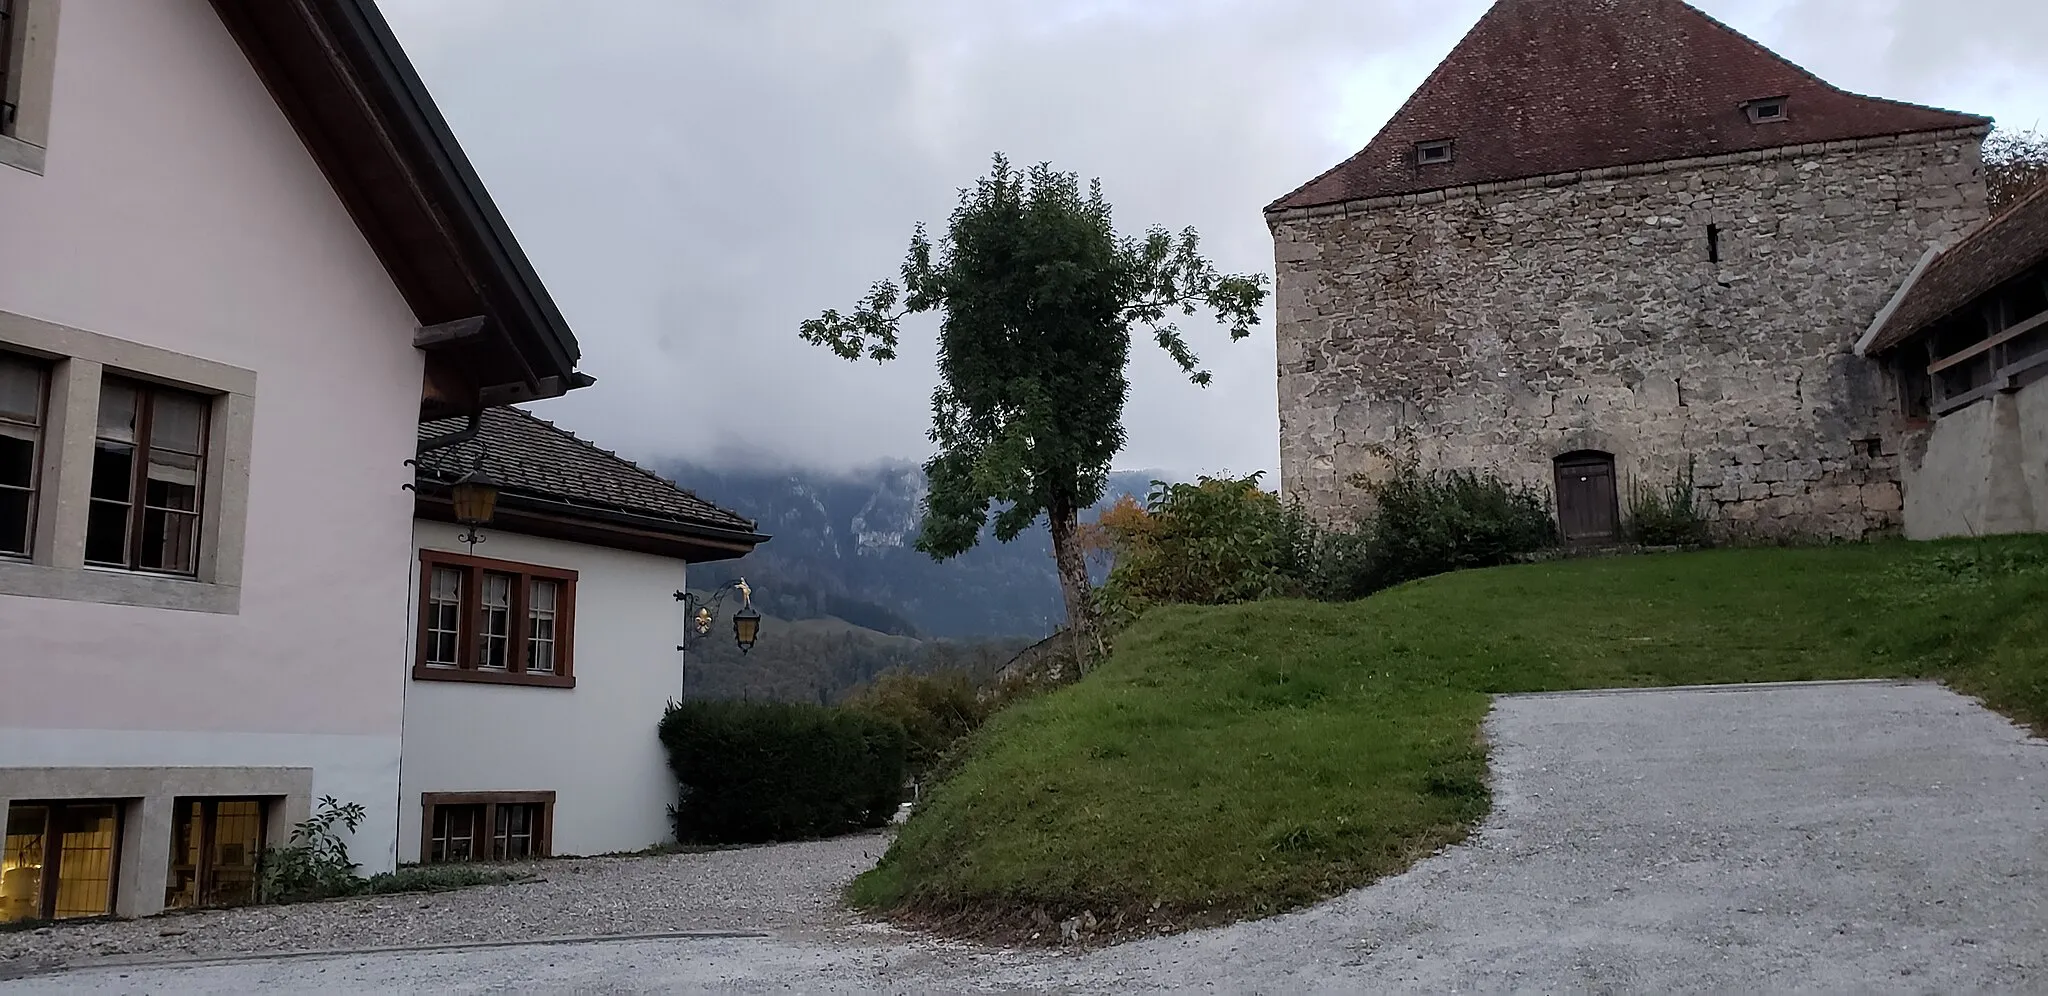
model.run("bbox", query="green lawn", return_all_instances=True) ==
[849,536,2048,937]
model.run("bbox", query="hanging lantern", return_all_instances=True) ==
[450,465,500,528]
[732,604,762,654]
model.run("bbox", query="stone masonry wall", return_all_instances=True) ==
[1271,130,1990,540]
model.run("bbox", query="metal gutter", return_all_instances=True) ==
[330,0,585,390]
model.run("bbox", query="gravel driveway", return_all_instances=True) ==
[0,832,892,974]
[6,680,2045,993]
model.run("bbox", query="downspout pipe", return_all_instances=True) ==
[415,411,482,456]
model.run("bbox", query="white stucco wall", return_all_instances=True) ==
[0,1,425,871]
[398,525,688,861]
[1902,377,2048,539]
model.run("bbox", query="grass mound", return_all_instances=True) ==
[850,537,2048,938]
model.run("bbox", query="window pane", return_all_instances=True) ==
[83,499,130,566]
[208,801,263,907]
[146,450,201,508]
[426,567,463,666]
[431,805,482,863]
[88,441,133,502]
[165,800,202,910]
[2,805,48,924]
[139,508,199,574]
[51,804,117,919]
[527,580,558,674]
[0,355,40,422]
[96,381,137,443]
[0,424,33,488]
[478,573,512,669]
[494,803,537,860]
[149,390,207,455]
[0,488,27,557]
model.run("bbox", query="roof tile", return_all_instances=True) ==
[1862,182,2048,354]
[415,407,756,534]
[1269,0,1987,213]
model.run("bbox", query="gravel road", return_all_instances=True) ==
[0,832,893,972]
[6,680,2044,993]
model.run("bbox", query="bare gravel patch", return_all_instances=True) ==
[0,831,890,972]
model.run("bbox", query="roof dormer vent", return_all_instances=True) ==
[1416,139,1455,165]
[1744,97,1789,124]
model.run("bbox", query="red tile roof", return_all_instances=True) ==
[1269,0,1987,214]
[1860,182,2048,355]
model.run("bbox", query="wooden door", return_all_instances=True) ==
[1554,452,1619,544]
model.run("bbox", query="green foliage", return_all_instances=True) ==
[1087,467,1552,626]
[851,535,2048,937]
[1358,465,1556,590]
[660,700,910,844]
[259,795,366,904]
[1627,461,1713,548]
[358,865,523,895]
[844,669,990,775]
[253,796,527,905]
[1095,475,1292,624]
[799,153,1268,636]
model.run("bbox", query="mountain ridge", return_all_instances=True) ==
[657,460,1167,640]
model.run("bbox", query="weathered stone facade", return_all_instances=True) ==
[1272,129,1992,540]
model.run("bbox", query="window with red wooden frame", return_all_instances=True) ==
[420,792,553,863]
[414,551,576,688]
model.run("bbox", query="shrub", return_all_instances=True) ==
[259,795,366,904]
[660,700,909,844]
[1358,465,1557,589]
[1627,461,1712,548]
[1275,500,1377,602]
[1092,474,1293,625]
[844,669,989,776]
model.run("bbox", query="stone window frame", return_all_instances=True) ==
[0,0,61,175]
[0,309,256,614]
[0,766,309,919]
[1416,139,1455,166]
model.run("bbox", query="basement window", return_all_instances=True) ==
[1416,140,1454,165]
[1744,98,1788,124]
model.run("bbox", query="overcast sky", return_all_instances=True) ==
[376,0,2048,479]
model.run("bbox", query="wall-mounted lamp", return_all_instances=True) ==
[675,578,763,655]
[450,459,500,554]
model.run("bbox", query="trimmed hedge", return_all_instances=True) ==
[659,700,909,844]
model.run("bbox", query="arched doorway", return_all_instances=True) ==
[1554,451,1619,544]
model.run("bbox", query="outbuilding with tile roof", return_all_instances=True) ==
[401,405,768,862]
[1271,0,1994,542]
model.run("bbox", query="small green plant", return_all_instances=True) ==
[258,795,366,903]
[1627,461,1713,548]
[358,865,522,895]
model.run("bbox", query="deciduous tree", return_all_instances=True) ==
[800,155,1267,664]
[1984,127,2048,211]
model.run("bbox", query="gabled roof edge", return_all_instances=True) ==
[333,0,582,380]
[1856,244,1945,356]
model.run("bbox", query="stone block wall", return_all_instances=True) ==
[1271,129,1990,540]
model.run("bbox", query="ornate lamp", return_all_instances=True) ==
[451,461,499,552]
[676,579,764,653]
[733,603,762,654]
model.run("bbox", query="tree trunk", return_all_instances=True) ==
[1045,495,1098,677]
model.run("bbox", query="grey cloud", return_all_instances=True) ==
[376,0,2045,480]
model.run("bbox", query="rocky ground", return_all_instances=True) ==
[0,832,891,972]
